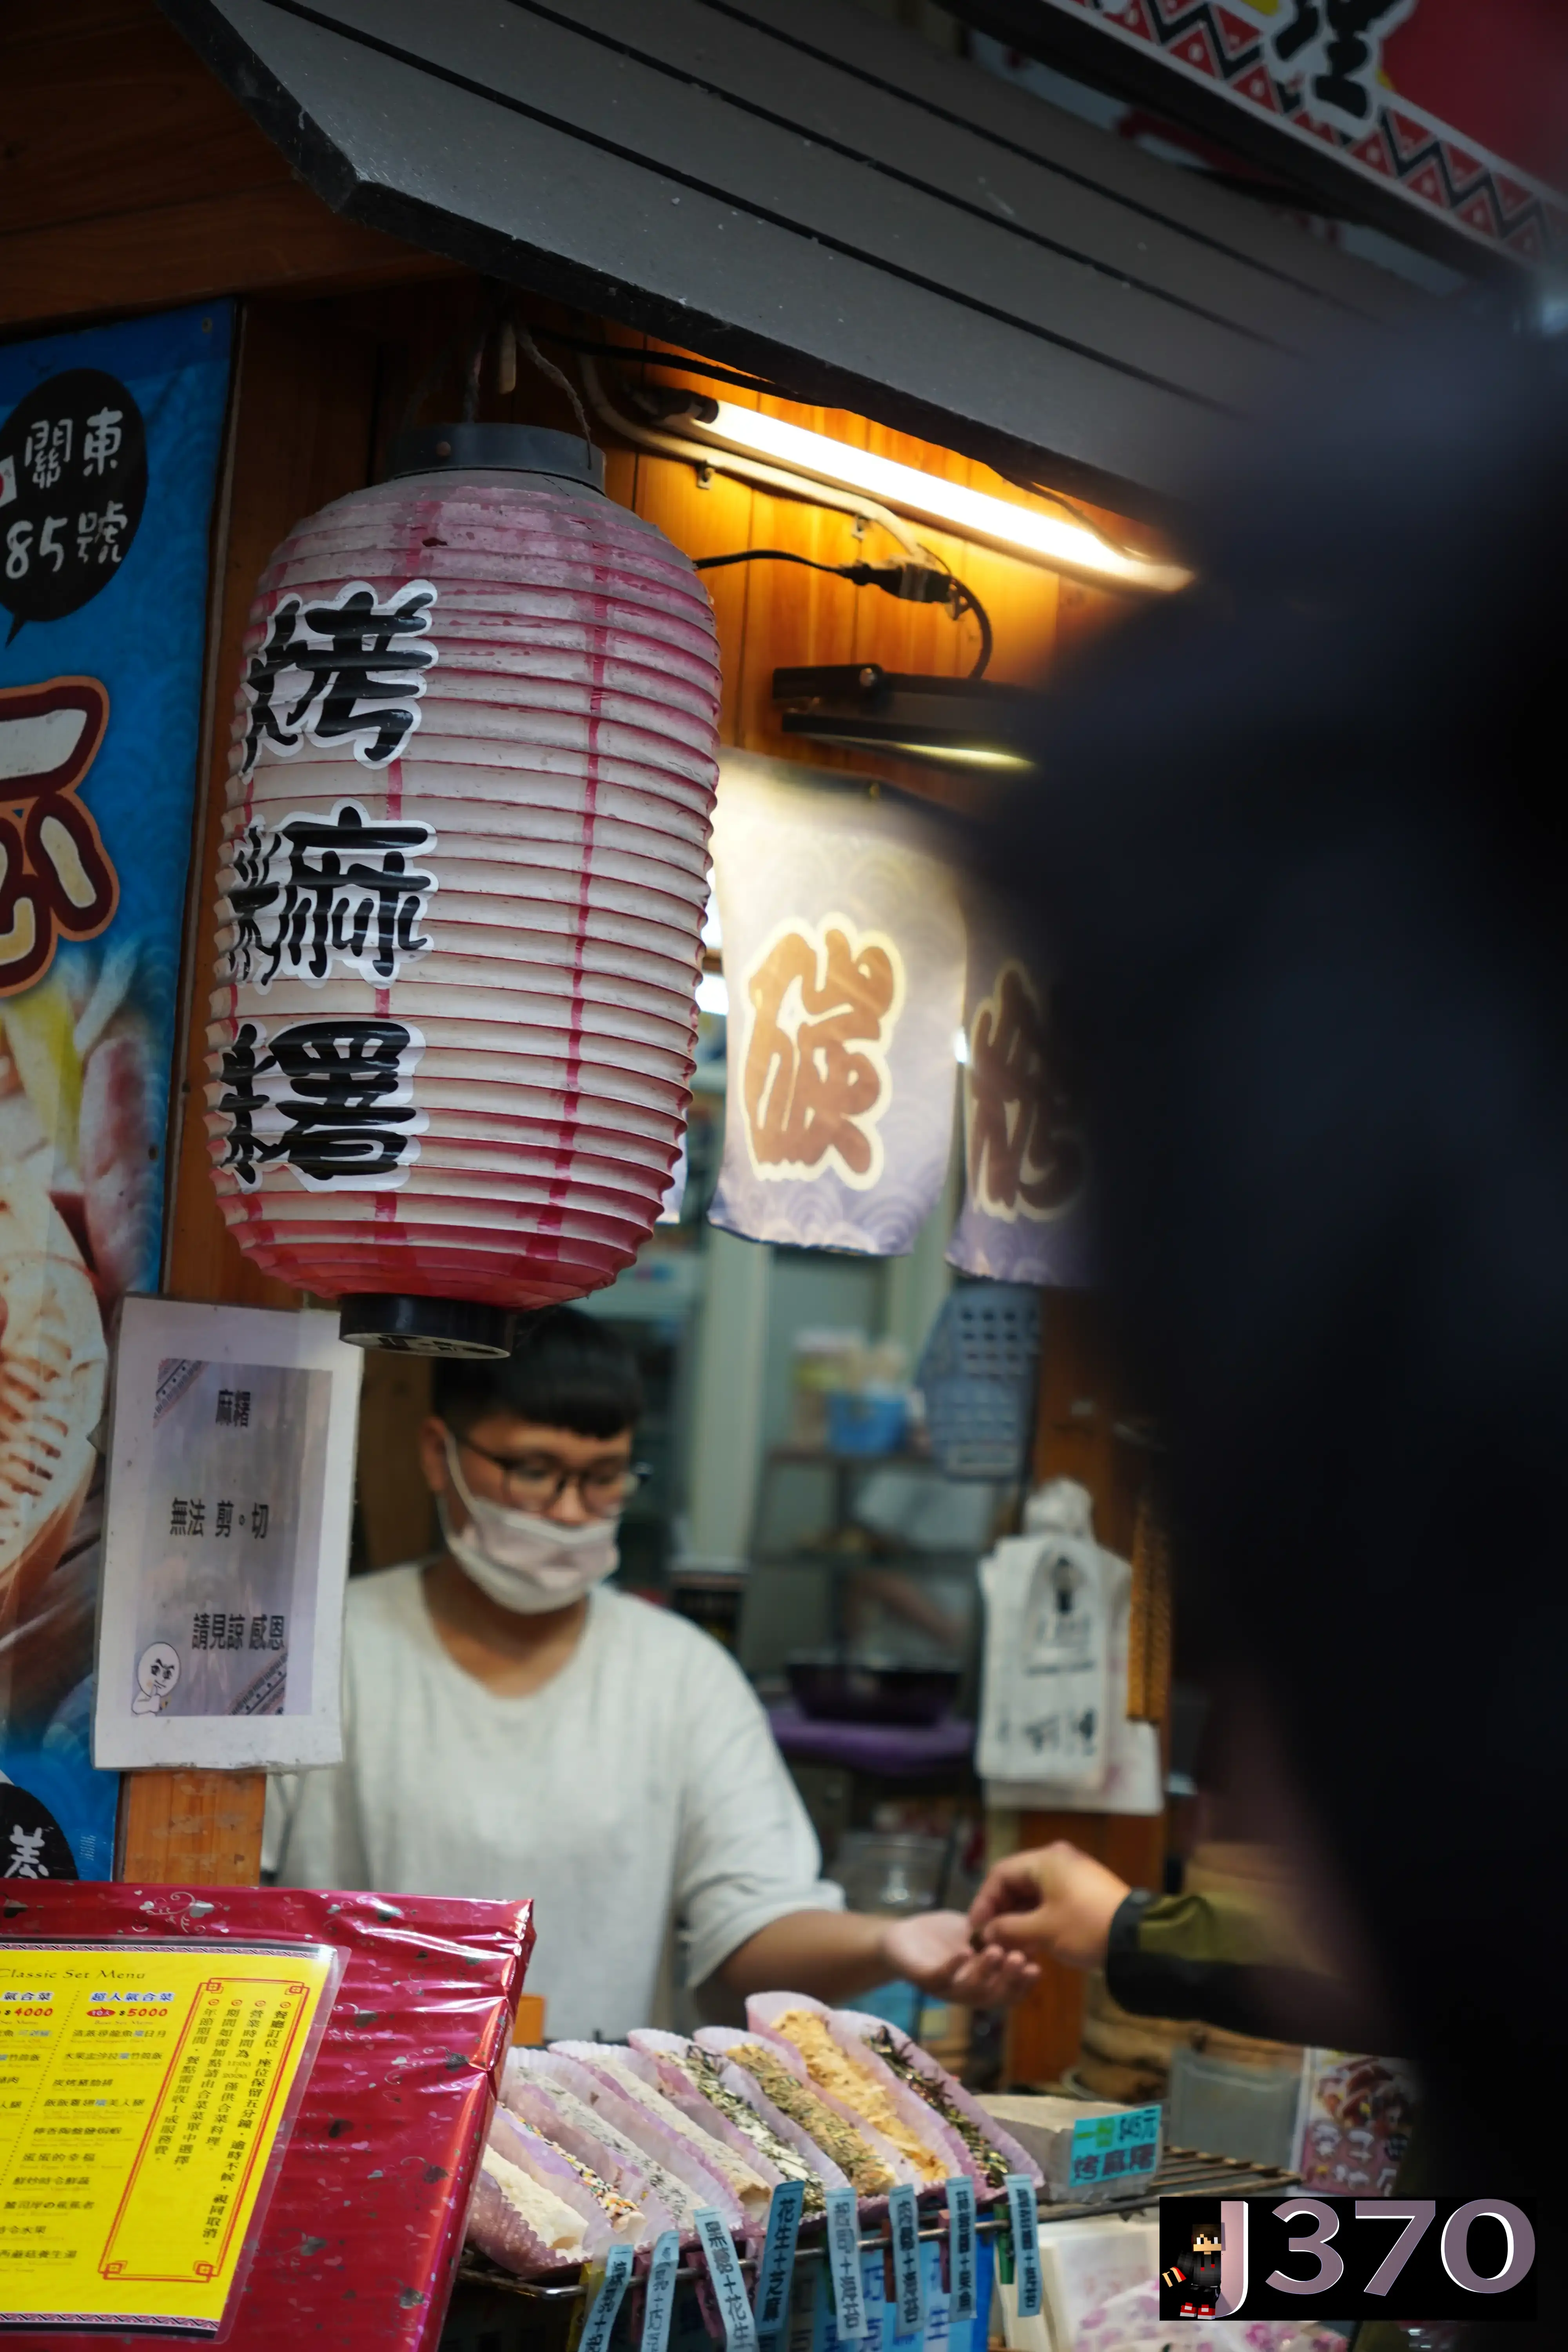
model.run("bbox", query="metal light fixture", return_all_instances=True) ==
[682,403,1190,595]
[773,663,1038,772]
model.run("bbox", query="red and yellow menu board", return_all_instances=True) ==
[0,1940,334,2328]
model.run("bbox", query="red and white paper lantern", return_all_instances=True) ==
[205,427,719,1354]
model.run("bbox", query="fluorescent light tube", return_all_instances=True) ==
[686,403,1189,595]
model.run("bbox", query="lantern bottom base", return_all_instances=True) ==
[338,1294,517,1360]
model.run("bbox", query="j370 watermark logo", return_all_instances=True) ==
[1158,2195,1536,2324]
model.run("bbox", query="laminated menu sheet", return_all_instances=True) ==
[0,1880,533,2347]
[0,1935,338,2328]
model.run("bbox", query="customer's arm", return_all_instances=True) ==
[970,1840,1390,2049]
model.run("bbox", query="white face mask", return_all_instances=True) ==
[438,1436,620,1615]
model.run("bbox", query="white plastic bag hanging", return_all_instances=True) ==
[978,1479,1114,1792]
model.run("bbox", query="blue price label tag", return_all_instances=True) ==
[1070,2103,1161,2187]
[695,2208,759,2352]
[580,2242,634,2352]
[754,2180,805,2349]
[887,2183,925,2339]
[1005,2174,1043,2320]
[946,2176,977,2324]
[641,2229,681,2352]
[825,2185,869,2342]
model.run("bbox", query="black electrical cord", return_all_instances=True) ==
[693,548,994,677]
[946,581,993,680]
[695,548,861,579]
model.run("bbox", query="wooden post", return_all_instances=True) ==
[999,1290,1169,2086]
[117,299,380,1885]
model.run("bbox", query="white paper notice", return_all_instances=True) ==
[93,1298,361,1769]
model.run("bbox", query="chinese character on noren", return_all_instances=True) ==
[170,1499,189,1538]
[251,1505,270,1541]
[187,1499,207,1538]
[268,1615,285,1650]
[965,960,1086,1225]
[742,919,902,1187]
[240,579,436,775]
[191,1613,210,1651]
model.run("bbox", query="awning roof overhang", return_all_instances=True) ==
[157,0,1427,517]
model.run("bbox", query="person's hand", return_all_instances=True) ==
[967,1842,1131,1971]
[878,1908,1041,2007]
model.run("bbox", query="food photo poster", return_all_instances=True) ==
[0,301,232,1875]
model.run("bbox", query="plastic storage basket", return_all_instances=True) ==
[916,1284,1040,1479]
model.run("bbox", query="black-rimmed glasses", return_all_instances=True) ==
[450,1432,649,1519]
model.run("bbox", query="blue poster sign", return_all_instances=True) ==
[0,300,232,1877]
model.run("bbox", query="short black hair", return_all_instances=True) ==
[432,1308,643,1440]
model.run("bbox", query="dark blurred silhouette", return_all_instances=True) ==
[992,312,1567,2337]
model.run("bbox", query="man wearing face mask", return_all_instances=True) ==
[266,1310,1033,2039]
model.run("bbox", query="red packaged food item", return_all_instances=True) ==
[0,1878,532,2347]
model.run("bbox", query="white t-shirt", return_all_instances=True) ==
[264,1567,843,2040]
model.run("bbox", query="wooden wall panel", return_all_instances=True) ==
[999,1289,1167,2084]
[0,0,456,335]
[357,1356,439,1574]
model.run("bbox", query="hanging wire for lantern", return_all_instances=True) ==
[917,1284,1041,1480]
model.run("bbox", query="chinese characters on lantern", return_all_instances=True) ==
[741,916,904,1189]
[239,578,437,774]
[0,676,119,995]
[215,1016,428,1190]
[223,801,437,989]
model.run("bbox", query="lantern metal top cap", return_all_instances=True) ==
[385,423,606,492]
